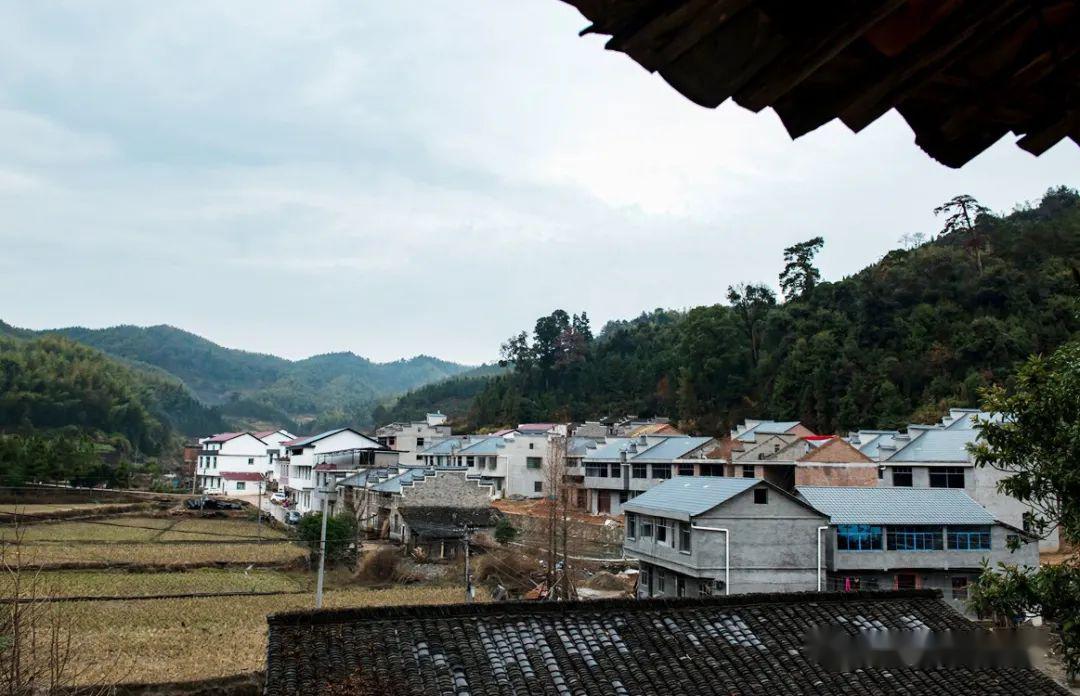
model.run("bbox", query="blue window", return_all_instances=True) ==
[837,525,883,551]
[887,526,944,551]
[947,526,991,550]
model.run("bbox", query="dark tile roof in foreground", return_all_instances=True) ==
[265,589,1068,696]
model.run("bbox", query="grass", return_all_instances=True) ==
[2,517,173,543]
[158,517,289,542]
[0,503,123,514]
[4,540,307,567]
[0,568,305,598]
[56,585,487,684]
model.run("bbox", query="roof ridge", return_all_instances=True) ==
[267,588,945,627]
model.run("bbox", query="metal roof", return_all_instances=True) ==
[336,468,397,488]
[632,436,714,461]
[457,437,504,455]
[886,430,978,463]
[735,421,800,442]
[371,467,435,494]
[417,438,464,456]
[284,428,379,450]
[622,477,762,520]
[851,431,900,460]
[567,436,601,457]
[797,487,995,526]
[580,437,632,461]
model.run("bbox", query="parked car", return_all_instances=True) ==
[270,491,288,505]
[285,510,302,525]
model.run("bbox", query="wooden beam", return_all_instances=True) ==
[643,0,755,71]
[733,0,907,113]
[838,1,1031,133]
[1018,111,1076,155]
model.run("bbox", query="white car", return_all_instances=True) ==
[270,491,288,505]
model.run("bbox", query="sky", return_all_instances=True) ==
[1,2,1077,366]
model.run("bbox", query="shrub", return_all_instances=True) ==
[296,512,357,564]
[494,517,518,545]
[355,548,401,585]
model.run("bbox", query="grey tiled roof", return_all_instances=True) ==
[797,486,996,526]
[265,590,1070,695]
[885,430,977,462]
[371,467,435,493]
[622,477,762,519]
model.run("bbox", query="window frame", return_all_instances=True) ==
[946,525,991,551]
[652,463,672,480]
[626,513,636,540]
[929,466,966,489]
[891,466,913,487]
[753,488,768,505]
[526,457,542,470]
[678,522,691,554]
[631,462,648,479]
[742,465,755,478]
[886,525,944,551]
[836,524,883,551]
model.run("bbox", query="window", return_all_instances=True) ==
[618,491,629,504]
[837,524,883,551]
[632,462,647,479]
[529,442,534,449]
[526,457,542,470]
[947,525,991,550]
[652,464,671,479]
[656,520,670,545]
[641,517,654,538]
[742,465,755,478]
[236,482,246,491]
[895,574,918,590]
[951,576,969,600]
[676,575,686,598]
[487,458,497,470]
[678,463,694,476]
[887,526,944,551]
[416,437,425,448]
[929,467,965,488]
[626,513,636,540]
[248,457,255,465]
[678,522,691,553]
[585,463,607,478]
[753,488,768,505]
[877,466,884,480]
[534,481,543,493]
[699,464,724,477]
[891,466,913,487]
[657,571,666,594]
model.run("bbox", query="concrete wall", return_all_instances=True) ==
[827,524,1040,573]
[627,485,828,596]
[399,470,493,507]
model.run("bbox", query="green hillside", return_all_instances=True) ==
[15,324,473,428]
[0,334,225,452]
[399,187,1080,434]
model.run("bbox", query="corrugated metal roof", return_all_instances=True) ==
[632,436,714,461]
[851,431,900,460]
[756,421,801,434]
[337,468,397,488]
[418,438,463,455]
[580,437,632,461]
[886,430,977,463]
[457,437,504,455]
[622,477,761,519]
[797,487,995,526]
[567,436,601,457]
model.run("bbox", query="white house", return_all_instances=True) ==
[282,428,386,514]
[254,429,296,486]
[195,432,273,496]
[375,412,451,466]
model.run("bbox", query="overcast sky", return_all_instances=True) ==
[1,1,1077,365]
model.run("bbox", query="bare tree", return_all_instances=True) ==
[1,516,112,695]
[544,435,577,601]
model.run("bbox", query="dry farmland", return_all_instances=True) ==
[1,508,476,687]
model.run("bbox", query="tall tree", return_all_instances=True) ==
[726,283,777,367]
[934,194,991,272]
[778,236,824,301]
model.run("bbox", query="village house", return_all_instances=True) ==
[749,435,879,490]
[281,428,385,514]
[850,408,1060,552]
[265,590,1069,695]
[374,412,451,465]
[341,468,496,557]
[798,486,1039,612]
[195,431,275,496]
[623,477,829,598]
[570,435,726,515]
[253,429,295,486]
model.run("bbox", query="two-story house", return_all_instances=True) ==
[374,412,451,465]
[623,477,829,597]
[195,432,274,496]
[850,408,1059,552]
[282,428,385,513]
[797,486,1039,611]
[456,431,551,498]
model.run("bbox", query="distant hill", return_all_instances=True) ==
[0,333,226,452]
[1,322,474,430]
[371,363,508,426]
[407,186,1080,434]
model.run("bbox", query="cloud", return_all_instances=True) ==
[0,1,1077,364]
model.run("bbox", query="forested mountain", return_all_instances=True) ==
[393,187,1080,435]
[1,323,472,428]
[0,334,225,454]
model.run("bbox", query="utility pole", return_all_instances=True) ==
[256,474,264,542]
[315,485,331,609]
[462,526,473,604]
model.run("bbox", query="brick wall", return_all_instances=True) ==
[795,465,877,487]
